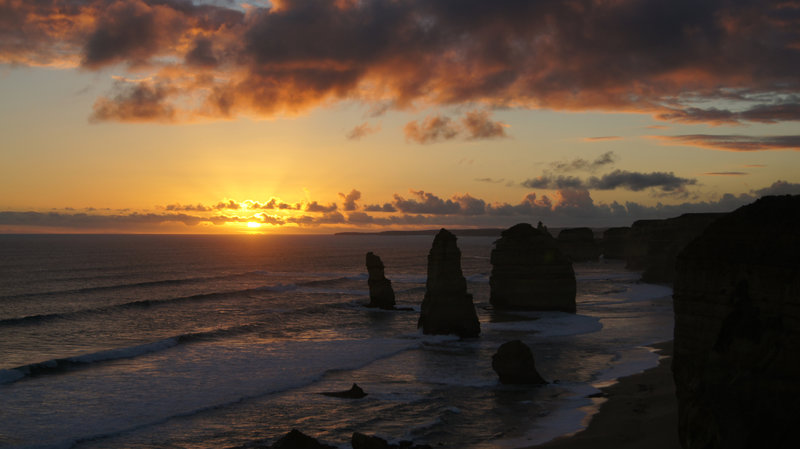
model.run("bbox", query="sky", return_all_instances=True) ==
[1,0,799,234]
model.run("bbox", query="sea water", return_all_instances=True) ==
[0,234,674,449]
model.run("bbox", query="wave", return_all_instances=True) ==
[0,288,255,326]
[0,270,270,302]
[0,324,260,385]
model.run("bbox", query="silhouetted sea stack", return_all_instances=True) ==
[601,226,630,259]
[365,252,396,309]
[626,213,724,284]
[418,229,480,338]
[492,340,547,385]
[557,227,600,262]
[269,429,336,449]
[672,195,800,449]
[489,223,576,312]
[352,432,433,449]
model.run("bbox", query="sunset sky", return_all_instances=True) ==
[1,0,799,234]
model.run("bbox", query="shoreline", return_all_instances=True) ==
[523,341,680,449]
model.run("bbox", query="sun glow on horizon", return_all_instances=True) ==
[246,221,262,229]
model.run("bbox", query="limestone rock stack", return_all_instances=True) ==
[626,213,723,284]
[418,229,480,338]
[672,195,800,449]
[557,227,600,262]
[365,252,396,309]
[490,223,576,312]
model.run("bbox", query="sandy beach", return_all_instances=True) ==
[528,341,680,449]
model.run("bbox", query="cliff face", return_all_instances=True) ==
[626,213,724,284]
[365,252,396,309]
[600,226,630,260]
[490,223,576,313]
[557,227,600,262]
[418,229,481,338]
[672,195,800,449]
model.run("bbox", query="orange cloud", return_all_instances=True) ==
[2,1,799,123]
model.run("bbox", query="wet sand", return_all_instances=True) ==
[527,341,681,449]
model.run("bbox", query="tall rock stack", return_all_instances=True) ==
[365,252,396,309]
[672,195,800,449]
[418,229,480,338]
[557,227,600,262]
[490,223,576,313]
[626,213,724,284]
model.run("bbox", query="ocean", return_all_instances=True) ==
[0,234,674,449]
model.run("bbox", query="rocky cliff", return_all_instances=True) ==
[626,213,724,284]
[418,229,481,338]
[490,223,576,313]
[600,226,630,260]
[672,195,800,449]
[557,227,600,262]
[365,252,396,309]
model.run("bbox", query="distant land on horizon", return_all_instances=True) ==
[334,227,589,237]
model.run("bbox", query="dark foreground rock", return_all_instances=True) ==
[492,340,547,385]
[352,432,432,449]
[626,213,723,284]
[672,195,800,449]
[557,227,600,262]
[269,429,336,449]
[366,252,396,309]
[600,226,630,259]
[490,223,576,312]
[418,229,480,338]
[319,383,367,399]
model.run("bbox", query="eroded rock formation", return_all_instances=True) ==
[626,213,723,284]
[490,223,576,312]
[672,195,800,449]
[319,383,367,399]
[492,340,547,385]
[418,229,480,338]
[366,252,396,309]
[600,226,630,260]
[557,227,600,262]
[352,432,433,449]
[268,429,336,449]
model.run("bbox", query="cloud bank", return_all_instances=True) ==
[4,181,799,232]
[3,0,799,123]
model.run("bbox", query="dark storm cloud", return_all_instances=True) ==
[522,169,696,193]
[5,1,799,123]
[588,170,697,192]
[658,134,800,151]
[657,101,800,124]
[522,176,586,190]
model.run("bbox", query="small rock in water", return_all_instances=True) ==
[269,429,336,449]
[319,383,367,399]
[492,340,547,385]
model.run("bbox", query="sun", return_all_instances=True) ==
[246,221,261,229]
